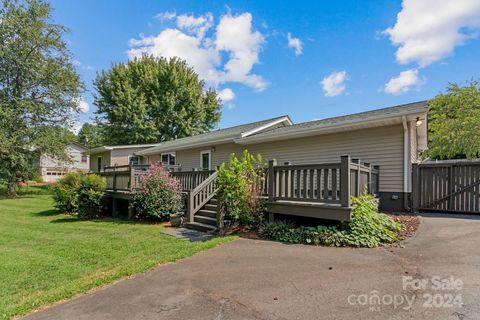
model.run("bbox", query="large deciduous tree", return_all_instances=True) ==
[427,80,480,160]
[0,0,82,197]
[77,123,105,148]
[94,56,221,145]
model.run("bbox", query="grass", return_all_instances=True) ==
[0,188,234,319]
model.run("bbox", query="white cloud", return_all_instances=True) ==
[72,121,83,134]
[155,11,176,22]
[75,97,89,113]
[384,0,480,67]
[384,69,423,95]
[128,12,267,92]
[176,13,213,39]
[287,33,303,56]
[321,71,347,97]
[218,88,235,103]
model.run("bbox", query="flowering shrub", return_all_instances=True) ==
[132,163,182,220]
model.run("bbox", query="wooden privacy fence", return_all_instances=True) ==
[267,155,379,207]
[412,160,480,213]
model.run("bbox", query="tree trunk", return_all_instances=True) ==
[7,180,17,198]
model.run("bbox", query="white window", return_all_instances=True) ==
[97,156,102,172]
[200,150,211,171]
[81,154,88,163]
[129,155,140,166]
[161,153,176,166]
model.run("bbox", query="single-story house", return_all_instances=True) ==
[135,101,428,212]
[39,142,89,182]
[87,144,159,173]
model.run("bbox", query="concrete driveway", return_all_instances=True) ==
[24,214,480,320]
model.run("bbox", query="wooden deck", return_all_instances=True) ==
[98,155,379,225]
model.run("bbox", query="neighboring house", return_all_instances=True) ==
[39,142,89,182]
[87,144,158,173]
[135,101,428,211]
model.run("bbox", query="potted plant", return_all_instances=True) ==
[169,212,185,227]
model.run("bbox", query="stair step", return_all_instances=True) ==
[204,204,217,211]
[197,209,216,218]
[209,198,218,205]
[194,215,217,226]
[184,222,217,233]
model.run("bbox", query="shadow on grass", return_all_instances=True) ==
[33,209,62,217]
[49,216,167,226]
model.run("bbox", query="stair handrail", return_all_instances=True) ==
[187,171,218,223]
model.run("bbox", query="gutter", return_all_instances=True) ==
[402,116,411,212]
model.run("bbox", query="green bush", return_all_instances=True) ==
[52,172,82,213]
[132,163,182,220]
[216,150,266,224]
[260,191,403,248]
[52,173,106,218]
[77,174,107,219]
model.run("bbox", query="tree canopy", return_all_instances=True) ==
[0,0,82,196]
[94,56,221,145]
[77,123,105,148]
[427,80,480,160]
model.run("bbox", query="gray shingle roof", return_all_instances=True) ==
[243,100,428,140]
[137,115,291,155]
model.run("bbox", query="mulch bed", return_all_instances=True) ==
[218,213,421,242]
[386,213,421,239]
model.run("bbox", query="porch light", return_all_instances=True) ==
[415,117,422,126]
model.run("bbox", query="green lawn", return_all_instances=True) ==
[0,190,234,319]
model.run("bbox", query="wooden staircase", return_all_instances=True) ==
[182,171,219,233]
[184,198,218,232]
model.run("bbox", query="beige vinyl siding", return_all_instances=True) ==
[175,124,404,192]
[110,147,152,166]
[89,151,111,172]
[176,143,244,171]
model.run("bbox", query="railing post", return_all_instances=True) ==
[364,162,372,194]
[340,155,351,208]
[113,167,117,192]
[187,191,195,223]
[268,159,277,203]
[411,163,419,213]
[352,158,360,196]
[373,165,380,197]
[268,159,277,222]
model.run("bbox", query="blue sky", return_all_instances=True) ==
[50,0,480,130]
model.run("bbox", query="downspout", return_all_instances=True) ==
[402,116,411,211]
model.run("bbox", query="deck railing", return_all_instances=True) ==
[268,155,379,208]
[186,171,219,223]
[99,165,216,193]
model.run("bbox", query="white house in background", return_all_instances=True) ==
[39,142,89,182]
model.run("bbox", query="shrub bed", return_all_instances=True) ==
[52,172,106,218]
[132,163,182,220]
[260,191,403,248]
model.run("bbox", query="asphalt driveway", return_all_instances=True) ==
[24,214,480,320]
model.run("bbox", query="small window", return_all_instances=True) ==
[129,155,140,166]
[97,157,102,172]
[47,172,52,175]
[161,153,176,166]
[81,154,88,163]
[200,150,211,171]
